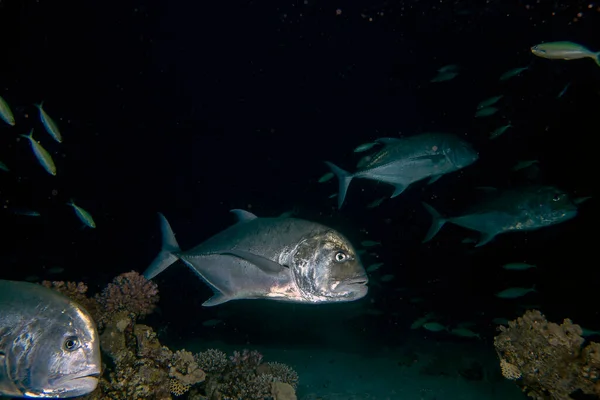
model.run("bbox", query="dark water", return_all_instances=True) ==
[0,0,598,362]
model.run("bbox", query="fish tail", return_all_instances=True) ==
[595,52,600,67]
[143,213,181,280]
[421,202,447,243]
[19,129,34,140]
[324,161,353,209]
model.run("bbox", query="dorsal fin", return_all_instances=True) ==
[230,209,258,223]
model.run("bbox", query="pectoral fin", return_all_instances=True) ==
[219,249,288,275]
[428,175,442,185]
[475,232,497,247]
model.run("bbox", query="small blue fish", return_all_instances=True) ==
[35,102,63,143]
[496,286,536,299]
[475,107,498,118]
[353,142,378,153]
[499,66,528,81]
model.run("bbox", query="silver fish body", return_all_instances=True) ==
[0,280,101,398]
[531,41,600,66]
[422,185,578,247]
[325,133,479,208]
[143,210,368,306]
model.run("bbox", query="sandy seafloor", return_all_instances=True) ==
[181,335,525,400]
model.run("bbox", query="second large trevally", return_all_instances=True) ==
[422,185,579,247]
[325,133,479,208]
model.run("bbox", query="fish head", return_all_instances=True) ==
[290,229,368,303]
[440,136,479,169]
[14,303,101,398]
[534,186,578,224]
[530,44,545,56]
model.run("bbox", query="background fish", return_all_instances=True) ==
[143,210,368,306]
[422,185,578,247]
[0,280,101,398]
[325,133,479,208]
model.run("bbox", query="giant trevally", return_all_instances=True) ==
[0,280,101,398]
[421,185,579,247]
[324,133,479,208]
[143,210,369,306]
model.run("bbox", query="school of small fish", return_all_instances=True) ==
[314,40,596,340]
[0,97,95,228]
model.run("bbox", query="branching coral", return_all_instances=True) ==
[96,271,159,321]
[201,349,299,400]
[259,362,299,389]
[494,309,600,399]
[195,349,229,374]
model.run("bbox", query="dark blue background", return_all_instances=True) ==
[0,0,598,347]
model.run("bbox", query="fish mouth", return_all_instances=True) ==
[53,369,101,386]
[345,277,369,286]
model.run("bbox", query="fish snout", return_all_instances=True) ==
[346,276,369,286]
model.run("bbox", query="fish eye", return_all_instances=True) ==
[334,251,348,263]
[552,194,562,201]
[64,336,80,351]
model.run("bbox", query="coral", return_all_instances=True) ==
[168,350,206,396]
[96,271,159,321]
[202,349,299,400]
[42,272,298,400]
[494,309,600,399]
[500,358,521,380]
[271,382,297,400]
[258,362,299,389]
[195,349,229,374]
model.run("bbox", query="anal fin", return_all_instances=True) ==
[475,232,497,247]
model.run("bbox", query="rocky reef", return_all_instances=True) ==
[494,309,600,399]
[42,271,298,400]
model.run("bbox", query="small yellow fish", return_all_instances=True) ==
[35,102,63,143]
[20,129,56,176]
[67,200,96,228]
[0,95,15,126]
[531,41,600,67]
